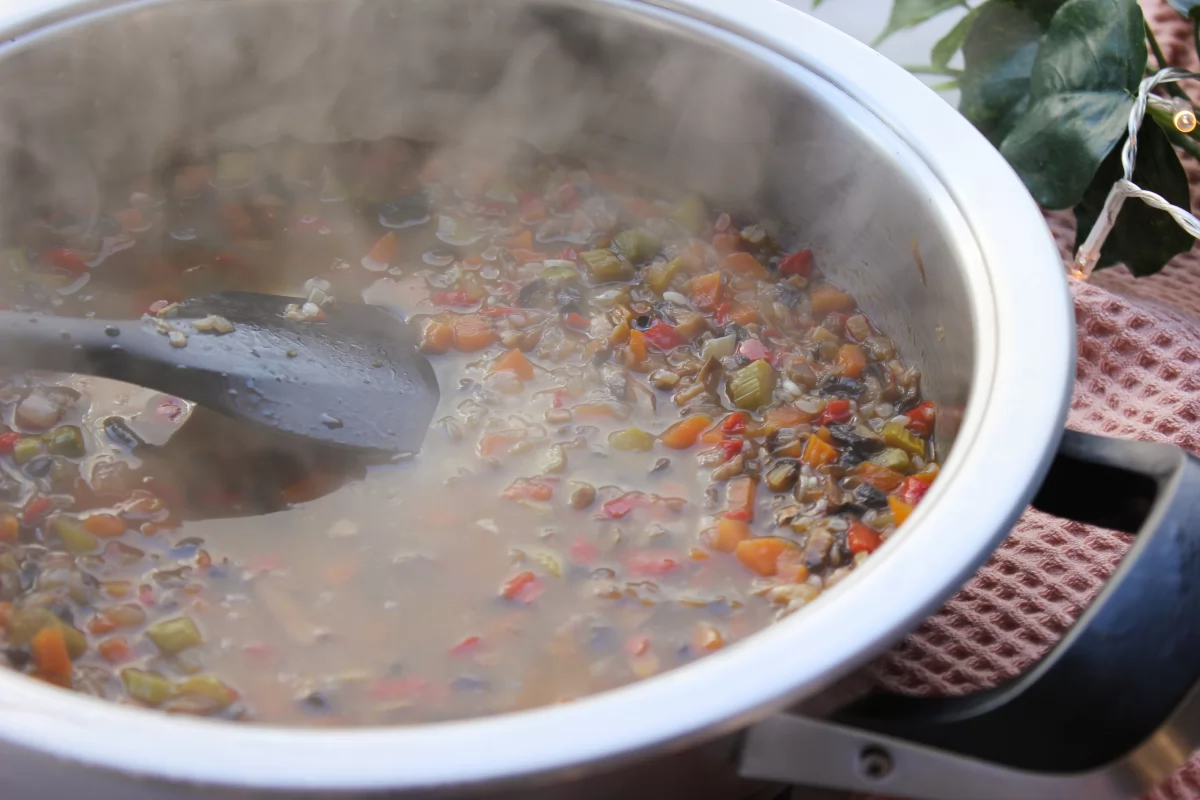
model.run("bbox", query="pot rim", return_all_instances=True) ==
[0,0,1074,791]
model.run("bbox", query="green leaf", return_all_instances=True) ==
[1073,119,1193,276]
[932,6,982,70]
[873,0,964,46]
[959,0,1045,145]
[997,0,1146,208]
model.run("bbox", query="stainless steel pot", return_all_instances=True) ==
[0,2,1194,799]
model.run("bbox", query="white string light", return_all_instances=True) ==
[1073,68,1200,279]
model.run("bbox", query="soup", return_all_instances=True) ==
[0,139,937,724]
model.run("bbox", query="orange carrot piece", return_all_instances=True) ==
[31,625,72,686]
[802,435,838,468]
[735,537,799,577]
[98,637,133,664]
[709,517,750,553]
[490,348,535,381]
[836,344,867,379]
[83,514,127,538]
[0,513,16,543]
[629,329,648,364]
[711,233,742,255]
[721,252,769,279]
[453,315,498,351]
[510,249,550,264]
[889,495,915,526]
[726,476,758,521]
[809,283,856,315]
[477,431,522,457]
[0,602,12,630]
[765,405,812,431]
[852,463,906,492]
[727,304,758,325]
[367,231,398,265]
[689,272,723,311]
[505,230,533,250]
[419,320,455,355]
[659,415,713,450]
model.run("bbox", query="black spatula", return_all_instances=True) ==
[0,292,440,456]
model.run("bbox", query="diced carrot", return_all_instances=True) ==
[726,476,758,521]
[490,348,535,381]
[504,230,533,250]
[659,415,713,450]
[86,614,117,635]
[367,231,398,265]
[510,249,550,264]
[419,320,455,355]
[889,495,915,525]
[721,252,769,279]
[775,552,810,583]
[0,602,11,630]
[83,514,127,538]
[852,463,906,492]
[689,272,723,312]
[802,435,838,468]
[816,425,835,443]
[500,571,543,604]
[98,637,133,664]
[735,537,799,577]
[847,522,883,554]
[727,304,758,325]
[709,517,750,553]
[765,405,812,431]
[699,425,726,445]
[836,344,868,379]
[453,315,498,352]
[478,431,523,457]
[501,478,555,502]
[689,547,710,561]
[0,514,16,543]
[31,625,72,686]
[712,233,742,255]
[809,283,856,315]
[692,623,725,651]
[629,329,647,364]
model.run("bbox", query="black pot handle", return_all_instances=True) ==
[739,429,1200,799]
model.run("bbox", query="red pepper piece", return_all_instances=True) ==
[624,550,681,577]
[715,302,731,327]
[568,536,601,565]
[563,312,589,330]
[449,636,484,657]
[642,320,685,351]
[596,492,652,520]
[499,571,544,604]
[431,291,473,307]
[907,401,936,437]
[0,432,19,453]
[897,475,933,506]
[819,399,852,425]
[501,478,555,502]
[42,248,88,277]
[736,338,774,365]
[22,496,52,524]
[847,522,883,554]
[779,248,814,277]
[721,412,748,435]
[722,508,752,522]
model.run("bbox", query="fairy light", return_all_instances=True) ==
[1073,68,1200,280]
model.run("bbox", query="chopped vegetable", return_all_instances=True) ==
[366,231,398,265]
[870,447,911,472]
[51,515,98,554]
[581,249,633,283]
[452,315,497,351]
[147,616,204,656]
[779,249,814,277]
[689,272,723,312]
[670,193,708,235]
[819,399,852,425]
[31,625,73,686]
[888,495,914,526]
[735,537,799,577]
[764,460,800,492]
[499,571,543,604]
[613,229,661,263]
[709,517,750,553]
[907,401,936,436]
[45,425,85,457]
[897,475,934,506]
[802,434,838,468]
[419,320,456,355]
[646,258,683,294]
[490,349,535,381]
[809,283,856,315]
[629,329,647,364]
[852,463,905,492]
[726,476,758,521]
[624,551,681,577]
[501,478,555,502]
[729,360,776,410]
[882,422,926,457]
[847,522,883,554]
[659,415,712,450]
[835,344,867,379]
[13,436,43,464]
[642,320,685,351]
[609,428,655,452]
[122,669,175,706]
[83,514,127,538]
[721,252,769,280]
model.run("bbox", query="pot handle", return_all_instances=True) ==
[739,429,1200,800]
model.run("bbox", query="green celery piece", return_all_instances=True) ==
[729,360,777,411]
[147,616,204,656]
